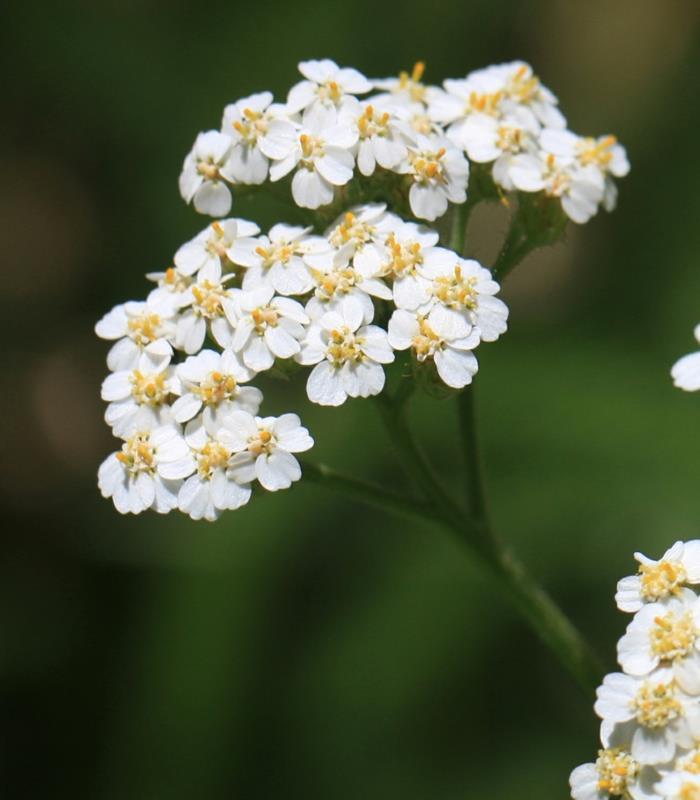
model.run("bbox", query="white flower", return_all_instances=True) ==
[95,298,175,371]
[177,419,252,521]
[373,62,431,108]
[655,770,700,799]
[98,423,195,515]
[145,266,194,313]
[594,669,700,765]
[388,308,480,389]
[286,59,372,123]
[616,541,700,613]
[378,222,456,310]
[176,260,236,354]
[672,325,700,392]
[326,204,400,276]
[230,223,332,296]
[397,134,469,221]
[220,92,287,185]
[179,130,234,216]
[225,285,309,372]
[569,749,660,800]
[218,411,314,491]
[348,100,408,176]
[416,257,509,343]
[261,116,357,209]
[101,352,177,437]
[174,218,260,277]
[305,256,391,324]
[297,297,394,406]
[617,590,700,694]
[497,61,567,129]
[509,150,605,224]
[171,349,263,433]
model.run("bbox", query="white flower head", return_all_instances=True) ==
[326,203,400,275]
[220,92,288,185]
[218,411,314,492]
[416,256,509,344]
[672,325,700,392]
[176,260,236,354]
[594,669,700,765]
[95,298,175,372]
[616,541,700,613]
[174,218,260,278]
[617,590,700,694]
[261,116,357,209]
[349,99,409,176]
[230,223,333,296]
[171,348,263,434]
[98,422,195,515]
[179,130,234,217]
[373,62,432,108]
[286,59,372,124]
[225,285,309,372]
[297,297,394,406]
[569,749,660,800]
[388,308,480,389]
[101,351,177,437]
[397,134,469,221]
[177,419,252,521]
[655,770,700,800]
[146,266,194,313]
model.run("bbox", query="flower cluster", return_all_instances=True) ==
[96,58,629,521]
[672,325,700,393]
[570,540,700,800]
[180,58,629,224]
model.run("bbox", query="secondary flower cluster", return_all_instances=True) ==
[570,540,700,800]
[180,58,629,224]
[672,324,700,392]
[96,204,508,519]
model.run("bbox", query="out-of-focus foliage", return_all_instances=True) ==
[2,1,700,797]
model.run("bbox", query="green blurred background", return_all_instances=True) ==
[3,0,700,797]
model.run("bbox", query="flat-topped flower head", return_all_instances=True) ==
[176,420,252,521]
[594,669,700,765]
[221,92,287,185]
[95,299,175,372]
[176,260,236,353]
[98,422,195,515]
[616,542,700,613]
[509,149,605,224]
[672,325,700,392]
[261,116,357,209]
[397,134,469,221]
[230,223,332,296]
[617,590,700,695]
[171,349,263,434]
[225,286,309,372]
[174,218,260,278]
[218,411,314,492]
[286,59,372,124]
[388,308,480,389]
[101,352,177,437]
[297,297,394,406]
[569,747,660,800]
[179,130,234,217]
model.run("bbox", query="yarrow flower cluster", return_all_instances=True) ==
[96,58,629,521]
[570,540,700,800]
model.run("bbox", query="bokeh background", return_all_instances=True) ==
[3,0,700,797]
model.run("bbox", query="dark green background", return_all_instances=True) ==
[3,1,700,797]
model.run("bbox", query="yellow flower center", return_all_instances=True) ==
[496,125,525,153]
[639,560,687,602]
[247,428,274,456]
[299,133,324,167]
[578,135,617,169]
[411,317,443,360]
[505,65,540,103]
[162,267,192,293]
[357,105,391,139]
[116,433,156,475]
[316,80,343,104]
[409,147,447,184]
[327,327,365,366]
[466,90,503,116]
[196,161,221,180]
[196,441,231,479]
[677,749,700,774]
[194,371,238,407]
[127,313,162,345]
[383,234,423,278]
[432,265,478,310]
[329,212,375,249]
[130,370,169,406]
[631,680,682,728]
[250,306,280,332]
[232,107,269,143]
[205,221,230,259]
[192,281,228,319]
[313,267,361,301]
[650,610,696,661]
[397,61,426,103]
[254,242,297,268]
[595,748,637,796]
[680,784,700,800]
